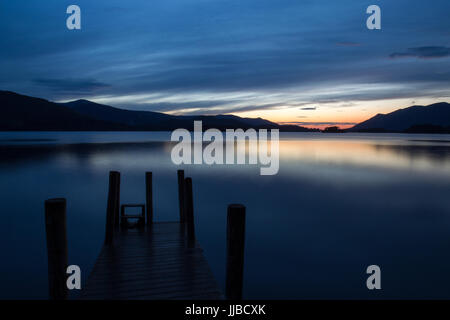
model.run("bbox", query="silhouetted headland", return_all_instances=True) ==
[348,102,450,133]
[0,91,315,132]
[2,90,449,133]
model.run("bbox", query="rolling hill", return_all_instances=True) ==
[3,90,448,133]
[0,91,314,131]
[349,102,450,133]
[61,99,285,131]
[0,91,128,131]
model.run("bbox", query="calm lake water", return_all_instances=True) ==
[1,132,450,299]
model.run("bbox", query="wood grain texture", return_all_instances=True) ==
[80,222,223,300]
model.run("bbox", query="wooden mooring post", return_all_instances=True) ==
[184,177,195,245]
[177,170,185,223]
[105,171,120,245]
[44,198,68,300]
[81,172,224,299]
[114,172,121,228]
[45,170,246,300]
[226,204,246,300]
[146,172,153,225]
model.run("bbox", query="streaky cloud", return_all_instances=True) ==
[33,78,110,94]
[390,46,450,59]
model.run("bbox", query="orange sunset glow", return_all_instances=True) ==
[231,97,449,130]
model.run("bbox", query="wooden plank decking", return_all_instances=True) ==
[80,222,223,300]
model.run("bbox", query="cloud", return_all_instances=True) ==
[336,42,361,47]
[116,100,233,113]
[300,107,317,110]
[390,46,450,59]
[0,1,449,116]
[33,78,110,94]
[216,103,284,114]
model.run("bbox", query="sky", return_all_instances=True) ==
[1,0,449,128]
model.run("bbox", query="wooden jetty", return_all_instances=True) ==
[44,170,246,300]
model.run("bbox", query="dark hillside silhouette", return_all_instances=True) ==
[350,102,450,132]
[0,91,315,131]
[0,91,128,131]
[63,99,315,131]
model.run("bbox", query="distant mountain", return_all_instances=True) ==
[0,91,128,131]
[350,102,450,133]
[62,99,179,129]
[0,91,315,131]
[62,99,306,131]
[62,99,283,130]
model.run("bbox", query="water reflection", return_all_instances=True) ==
[1,134,449,174]
[0,132,449,299]
[279,140,450,174]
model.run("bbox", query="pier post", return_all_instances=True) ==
[44,198,68,300]
[226,204,246,300]
[146,172,153,225]
[114,171,121,228]
[184,177,195,245]
[177,170,185,223]
[105,171,120,245]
